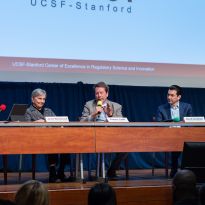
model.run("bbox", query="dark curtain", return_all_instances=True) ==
[0,82,205,172]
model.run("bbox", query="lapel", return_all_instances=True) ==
[30,105,45,119]
[179,102,184,120]
[165,103,171,120]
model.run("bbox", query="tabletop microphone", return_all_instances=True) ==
[172,117,180,122]
[0,104,6,112]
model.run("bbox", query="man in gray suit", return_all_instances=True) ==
[80,81,128,178]
[25,88,70,183]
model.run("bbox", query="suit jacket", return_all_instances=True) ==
[24,105,55,121]
[80,99,122,121]
[156,101,192,122]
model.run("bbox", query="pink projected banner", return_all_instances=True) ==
[0,56,205,88]
[0,56,205,77]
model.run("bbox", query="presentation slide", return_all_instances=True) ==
[0,0,205,87]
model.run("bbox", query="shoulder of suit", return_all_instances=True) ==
[179,101,191,107]
[108,100,121,107]
[26,105,35,112]
[44,107,52,111]
[85,99,95,105]
[158,103,169,109]
[44,108,54,113]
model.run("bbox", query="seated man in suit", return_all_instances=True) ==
[24,88,70,183]
[156,85,192,178]
[80,81,128,178]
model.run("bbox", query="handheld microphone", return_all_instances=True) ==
[97,100,102,107]
[0,104,6,112]
[97,100,102,114]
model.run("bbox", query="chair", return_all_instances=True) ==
[3,155,8,184]
[2,154,36,184]
[18,154,36,182]
[151,152,169,178]
[75,153,85,182]
[151,115,169,178]
[96,153,129,179]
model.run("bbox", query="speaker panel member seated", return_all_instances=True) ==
[156,85,192,178]
[24,88,71,183]
[80,81,128,178]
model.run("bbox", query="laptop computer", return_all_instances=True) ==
[7,104,28,121]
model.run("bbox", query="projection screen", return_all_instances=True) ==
[0,0,205,87]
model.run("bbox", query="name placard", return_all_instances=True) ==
[107,117,129,122]
[45,116,69,123]
[184,116,205,123]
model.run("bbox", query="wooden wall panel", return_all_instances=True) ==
[0,127,95,154]
[95,127,205,152]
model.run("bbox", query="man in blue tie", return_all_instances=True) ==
[156,85,192,178]
[80,81,127,178]
[80,82,122,122]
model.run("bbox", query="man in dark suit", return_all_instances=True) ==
[24,88,70,183]
[156,85,192,178]
[80,81,128,178]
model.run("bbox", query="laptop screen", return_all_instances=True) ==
[7,104,28,121]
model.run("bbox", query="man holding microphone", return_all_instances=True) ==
[80,82,122,122]
[80,81,128,178]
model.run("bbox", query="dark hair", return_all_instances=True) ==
[0,199,15,205]
[169,85,182,96]
[199,184,205,205]
[88,183,117,205]
[93,82,109,93]
[172,170,197,202]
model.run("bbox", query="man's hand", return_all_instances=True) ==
[104,103,113,117]
[91,106,103,118]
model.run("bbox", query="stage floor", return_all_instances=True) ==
[0,168,172,185]
[0,169,173,205]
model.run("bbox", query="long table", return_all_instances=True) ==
[0,122,96,184]
[0,122,205,183]
[1,122,205,153]
[95,124,205,152]
[0,126,96,154]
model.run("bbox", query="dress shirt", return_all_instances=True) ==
[171,102,180,121]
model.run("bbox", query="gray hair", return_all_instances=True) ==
[31,88,47,98]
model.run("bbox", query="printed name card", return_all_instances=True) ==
[184,116,205,123]
[45,116,69,123]
[107,117,129,122]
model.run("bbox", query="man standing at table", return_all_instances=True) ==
[156,85,192,178]
[80,81,128,178]
[24,88,70,182]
